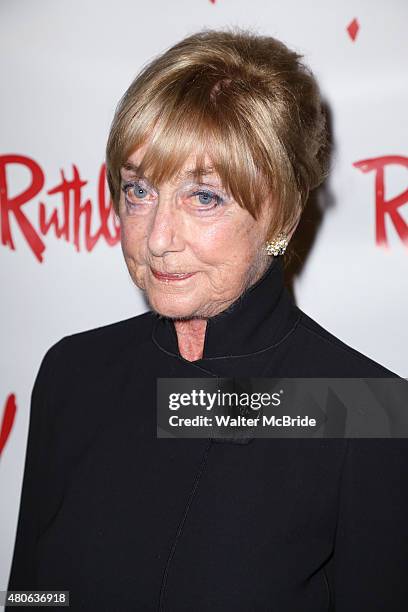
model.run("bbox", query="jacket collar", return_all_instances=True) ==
[151,257,300,362]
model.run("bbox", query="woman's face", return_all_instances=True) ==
[119,142,274,319]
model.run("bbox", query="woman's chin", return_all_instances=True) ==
[146,292,200,319]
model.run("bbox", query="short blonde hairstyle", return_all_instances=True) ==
[106,27,330,257]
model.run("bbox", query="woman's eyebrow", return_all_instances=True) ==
[176,167,217,181]
[120,161,218,182]
[121,161,143,177]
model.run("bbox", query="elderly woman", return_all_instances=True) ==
[7,28,408,612]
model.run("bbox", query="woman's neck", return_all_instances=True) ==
[174,319,208,362]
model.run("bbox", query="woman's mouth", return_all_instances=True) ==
[151,267,196,282]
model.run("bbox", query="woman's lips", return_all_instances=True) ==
[151,267,196,281]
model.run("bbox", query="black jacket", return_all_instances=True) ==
[6,258,408,611]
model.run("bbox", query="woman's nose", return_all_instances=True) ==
[147,197,185,257]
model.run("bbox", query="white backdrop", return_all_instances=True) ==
[1,0,407,599]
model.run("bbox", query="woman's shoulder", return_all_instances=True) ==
[291,306,399,377]
[63,310,154,350]
[42,311,156,372]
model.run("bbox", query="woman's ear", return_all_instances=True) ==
[285,204,304,242]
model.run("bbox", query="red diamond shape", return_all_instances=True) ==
[347,18,360,41]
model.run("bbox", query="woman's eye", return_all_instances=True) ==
[121,181,152,206]
[191,190,224,209]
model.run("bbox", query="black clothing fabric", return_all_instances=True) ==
[6,257,408,611]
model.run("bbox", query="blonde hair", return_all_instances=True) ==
[106,27,330,258]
